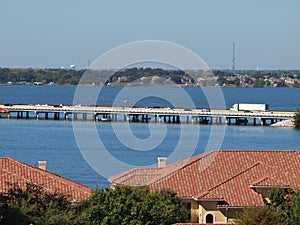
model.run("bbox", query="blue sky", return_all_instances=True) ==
[1,0,299,69]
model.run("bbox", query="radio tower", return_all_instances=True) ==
[232,43,236,75]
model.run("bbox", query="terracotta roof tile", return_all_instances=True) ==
[109,150,300,207]
[251,175,290,187]
[0,158,92,201]
[108,168,162,186]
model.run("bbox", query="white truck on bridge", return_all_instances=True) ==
[230,103,269,112]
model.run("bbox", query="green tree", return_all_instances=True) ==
[290,191,300,225]
[81,186,189,225]
[267,188,300,225]
[236,206,282,225]
[0,182,84,225]
[269,188,290,222]
[253,78,265,88]
[292,108,300,128]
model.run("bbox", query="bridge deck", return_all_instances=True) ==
[1,104,294,119]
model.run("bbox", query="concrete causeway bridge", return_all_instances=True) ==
[0,104,295,126]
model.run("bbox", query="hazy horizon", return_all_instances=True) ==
[1,0,299,70]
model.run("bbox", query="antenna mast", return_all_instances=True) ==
[232,43,236,74]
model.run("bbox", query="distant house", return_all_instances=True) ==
[109,150,300,224]
[0,158,92,201]
[33,81,43,85]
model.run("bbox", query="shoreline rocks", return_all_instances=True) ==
[271,119,294,128]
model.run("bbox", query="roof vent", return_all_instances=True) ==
[38,161,47,171]
[157,157,167,168]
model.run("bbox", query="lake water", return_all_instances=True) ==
[0,86,299,188]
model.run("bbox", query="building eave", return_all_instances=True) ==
[193,197,225,202]
[217,205,247,209]
[250,185,290,189]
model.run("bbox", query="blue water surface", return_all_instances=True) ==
[0,86,299,188]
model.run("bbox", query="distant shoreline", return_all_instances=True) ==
[0,67,299,87]
[1,84,300,88]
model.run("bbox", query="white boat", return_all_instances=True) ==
[99,117,112,122]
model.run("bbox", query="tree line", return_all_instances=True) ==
[0,68,189,86]
[0,68,83,85]
[1,67,300,87]
[0,183,189,225]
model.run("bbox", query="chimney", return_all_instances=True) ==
[38,161,47,171]
[157,157,167,168]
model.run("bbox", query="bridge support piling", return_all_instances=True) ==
[64,112,69,120]
[53,112,59,120]
[226,117,231,125]
[260,118,266,126]
[218,117,222,124]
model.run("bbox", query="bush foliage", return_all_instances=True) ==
[237,189,300,225]
[292,108,300,128]
[0,183,189,225]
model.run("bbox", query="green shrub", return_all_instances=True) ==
[292,108,300,128]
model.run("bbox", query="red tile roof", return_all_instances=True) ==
[109,150,300,207]
[251,175,290,188]
[0,158,92,201]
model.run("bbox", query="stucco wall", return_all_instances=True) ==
[199,201,226,224]
[181,199,243,224]
[181,199,199,223]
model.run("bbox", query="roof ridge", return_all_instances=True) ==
[116,173,162,186]
[251,176,290,187]
[147,150,218,185]
[258,162,300,186]
[109,167,161,184]
[109,168,141,183]
[251,176,270,186]
[258,160,300,179]
[206,162,262,193]
[110,150,217,185]
[203,157,300,197]
[219,150,299,153]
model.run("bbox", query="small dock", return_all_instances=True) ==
[0,104,295,126]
